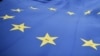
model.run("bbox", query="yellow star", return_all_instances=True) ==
[67,11,75,15]
[84,10,92,15]
[10,23,30,32]
[81,38,100,50]
[30,6,38,10]
[11,8,23,13]
[37,33,58,47]
[1,14,14,20]
[48,8,56,11]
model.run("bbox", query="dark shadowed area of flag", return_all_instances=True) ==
[0,0,100,56]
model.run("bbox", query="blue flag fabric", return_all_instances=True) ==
[0,0,100,56]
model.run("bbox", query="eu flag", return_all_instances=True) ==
[0,0,100,56]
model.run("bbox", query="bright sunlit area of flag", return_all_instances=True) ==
[0,0,100,56]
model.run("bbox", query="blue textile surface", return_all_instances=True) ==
[0,0,100,56]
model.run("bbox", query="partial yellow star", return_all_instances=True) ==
[84,10,92,15]
[81,38,100,50]
[67,11,75,15]
[11,8,23,13]
[48,8,56,11]
[1,14,14,20]
[30,6,38,10]
[10,23,30,32]
[37,33,58,47]
[97,12,100,15]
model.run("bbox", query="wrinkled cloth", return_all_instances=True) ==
[0,0,100,56]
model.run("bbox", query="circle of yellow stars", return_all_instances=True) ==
[0,6,100,50]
